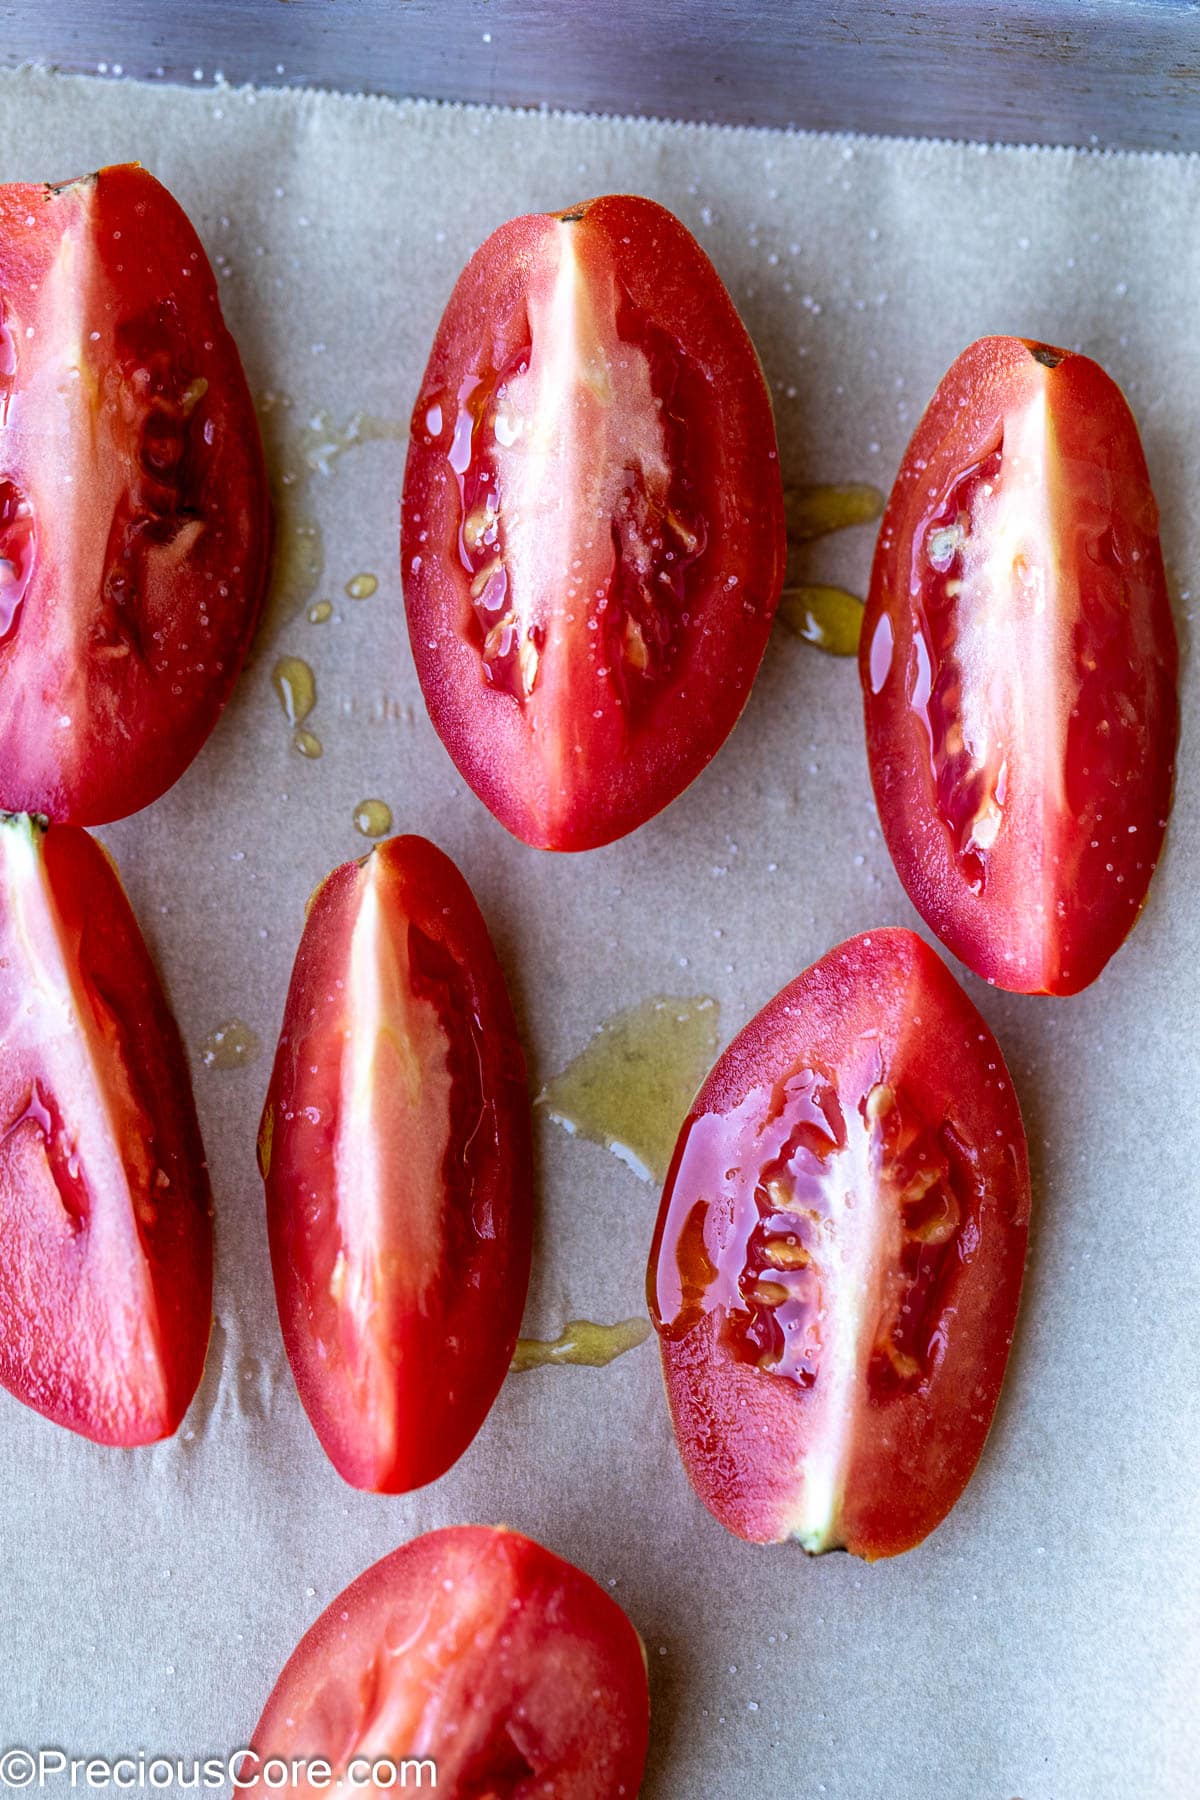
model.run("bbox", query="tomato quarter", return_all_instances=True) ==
[0,163,269,824]
[648,928,1030,1557]
[251,1525,650,1799]
[259,836,532,1494]
[861,336,1179,995]
[0,814,212,1444]
[402,194,785,851]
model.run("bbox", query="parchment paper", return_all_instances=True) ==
[0,67,1197,1800]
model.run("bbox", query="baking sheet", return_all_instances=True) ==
[0,68,1197,1799]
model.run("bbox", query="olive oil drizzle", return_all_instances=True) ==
[256,394,405,632]
[199,1019,262,1070]
[271,655,322,758]
[778,584,865,656]
[353,799,393,839]
[537,994,720,1184]
[510,1318,651,1372]
[785,481,884,542]
[781,480,884,657]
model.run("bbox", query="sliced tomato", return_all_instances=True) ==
[401,194,785,852]
[251,1526,649,1799]
[647,928,1030,1557]
[259,836,532,1494]
[861,336,1179,995]
[0,163,269,824]
[0,814,212,1444]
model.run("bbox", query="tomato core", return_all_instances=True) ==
[419,232,709,712]
[653,1058,980,1411]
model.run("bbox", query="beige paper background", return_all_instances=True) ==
[0,67,1197,1798]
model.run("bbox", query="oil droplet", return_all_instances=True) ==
[307,599,333,624]
[353,798,392,839]
[272,655,316,726]
[510,1318,651,1372]
[199,1020,261,1071]
[345,571,378,600]
[263,482,324,632]
[279,515,323,617]
[272,656,324,757]
[298,409,408,479]
[537,995,720,1183]
[785,482,884,543]
[778,584,864,656]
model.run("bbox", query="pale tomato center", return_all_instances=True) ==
[0,815,165,1412]
[431,218,705,723]
[273,1545,548,1794]
[908,377,1070,925]
[331,856,454,1459]
[3,181,212,685]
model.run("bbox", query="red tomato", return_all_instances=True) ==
[0,163,269,824]
[861,336,1179,995]
[259,836,532,1494]
[402,194,786,852]
[0,814,212,1444]
[251,1526,650,1799]
[647,928,1030,1558]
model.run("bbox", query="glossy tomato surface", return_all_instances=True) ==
[648,928,1030,1558]
[252,1526,650,1799]
[402,193,786,851]
[259,836,532,1493]
[0,814,212,1444]
[0,163,269,824]
[861,336,1179,995]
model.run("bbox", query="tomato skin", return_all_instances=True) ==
[252,1526,650,1799]
[0,163,269,824]
[647,929,1030,1558]
[861,336,1179,995]
[259,836,532,1494]
[0,815,212,1445]
[402,193,786,852]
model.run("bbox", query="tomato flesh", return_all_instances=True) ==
[402,194,785,851]
[0,163,269,823]
[648,929,1030,1557]
[259,836,532,1494]
[861,336,1179,994]
[0,814,212,1444]
[252,1526,649,1799]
